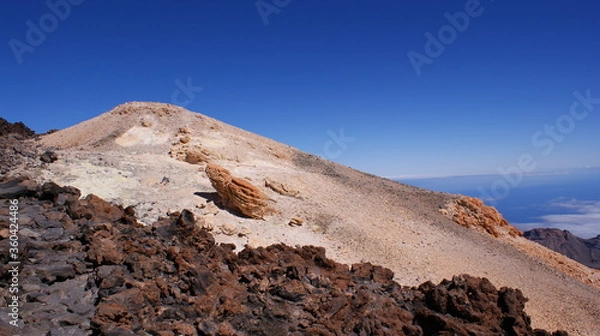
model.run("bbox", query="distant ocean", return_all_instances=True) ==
[397,167,600,239]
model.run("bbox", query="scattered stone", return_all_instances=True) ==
[198,215,215,231]
[265,178,300,197]
[39,150,58,163]
[288,217,304,227]
[239,226,252,237]
[221,222,238,236]
[205,163,275,219]
[180,136,190,144]
[170,144,220,165]
[141,120,152,127]
[203,201,220,215]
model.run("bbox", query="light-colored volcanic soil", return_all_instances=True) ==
[26,102,600,335]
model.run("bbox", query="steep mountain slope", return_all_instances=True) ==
[525,229,600,270]
[26,102,600,335]
[0,178,566,335]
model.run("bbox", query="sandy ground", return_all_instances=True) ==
[29,102,600,335]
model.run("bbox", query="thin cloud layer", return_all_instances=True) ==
[515,199,600,239]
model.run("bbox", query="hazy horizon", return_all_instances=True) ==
[400,167,600,238]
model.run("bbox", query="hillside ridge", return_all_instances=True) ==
[525,228,600,270]
[6,102,600,334]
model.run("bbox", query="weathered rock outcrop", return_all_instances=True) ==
[170,144,222,165]
[0,118,35,138]
[441,196,523,238]
[265,178,300,197]
[0,119,41,176]
[525,228,600,270]
[0,180,567,335]
[205,163,274,219]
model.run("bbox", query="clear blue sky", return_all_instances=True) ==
[2,0,599,177]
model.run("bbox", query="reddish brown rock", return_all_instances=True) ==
[442,196,523,238]
[205,163,274,219]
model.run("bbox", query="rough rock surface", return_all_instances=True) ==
[205,163,274,219]
[525,228,600,270]
[0,118,35,138]
[0,180,567,335]
[441,196,523,238]
[264,178,300,197]
[170,144,222,165]
[0,119,43,176]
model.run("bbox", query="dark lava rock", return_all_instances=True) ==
[0,177,37,199]
[0,119,41,176]
[525,228,600,270]
[39,150,58,163]
[0,117,35,138]
[0,180,568,335]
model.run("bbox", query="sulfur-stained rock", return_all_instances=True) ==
[204,163,274,219]
[441,196,522,238]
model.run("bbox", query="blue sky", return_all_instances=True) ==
[2,0,599,177]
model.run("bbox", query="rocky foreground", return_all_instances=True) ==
[0,178,567,335]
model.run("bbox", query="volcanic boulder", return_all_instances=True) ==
[204,163,274,219]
